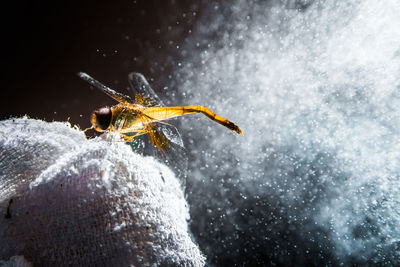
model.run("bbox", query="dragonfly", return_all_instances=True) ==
[79,72,243,178]
[79,72,243,145]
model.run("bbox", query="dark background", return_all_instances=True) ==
[2,0,203,129]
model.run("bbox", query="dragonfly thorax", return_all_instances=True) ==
[111,104,144,131]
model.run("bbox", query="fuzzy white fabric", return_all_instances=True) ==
[0,117,205,267]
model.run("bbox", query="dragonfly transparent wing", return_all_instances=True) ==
[78,72,133,103]
[126,72,187,182]
[149,122,188,184]
[128,72,163,106]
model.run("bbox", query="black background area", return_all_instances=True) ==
[1,0,202,129]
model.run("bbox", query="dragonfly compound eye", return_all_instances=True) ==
[92,107,112,131]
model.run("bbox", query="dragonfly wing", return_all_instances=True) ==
[78,72,132,103]
[127,72,163,106]
[131,121,186,183]
[160,136,188,186]
[146,123,170,151]
[150,123,187,184]
[157,122,185,149]
[135,94,158,107]
[126,72,187,182]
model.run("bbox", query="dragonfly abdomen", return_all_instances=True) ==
[184,106,243,135]
[142,105,243,135]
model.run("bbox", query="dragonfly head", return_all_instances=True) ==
[91,107,112,132]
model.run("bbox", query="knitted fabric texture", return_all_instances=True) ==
[0,117,205,267]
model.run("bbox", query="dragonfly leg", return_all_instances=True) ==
[120,130,148,142]
[83,125,94,133]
